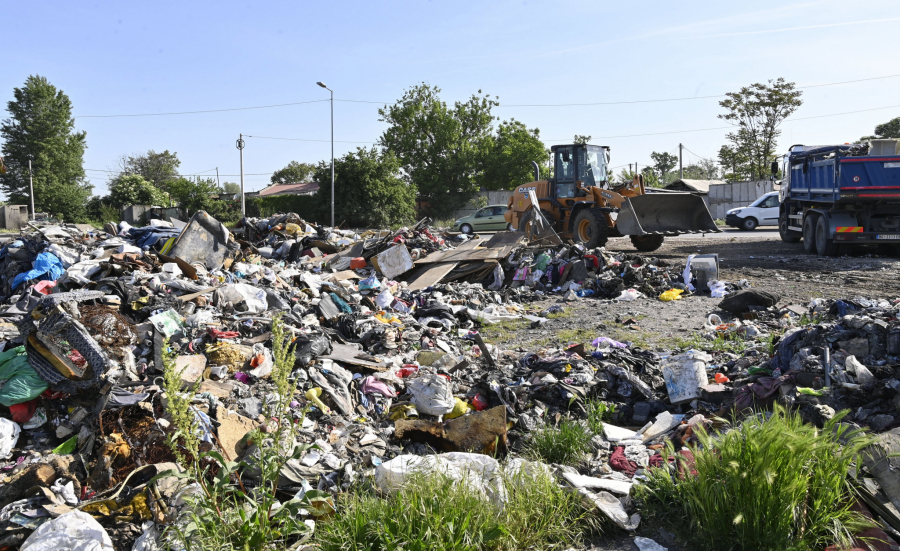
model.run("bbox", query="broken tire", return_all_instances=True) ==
[629,234,664,252]
[573,208,609,249]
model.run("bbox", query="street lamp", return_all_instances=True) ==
[317,81,334,228]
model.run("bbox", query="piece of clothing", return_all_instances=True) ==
[12,252,65,290]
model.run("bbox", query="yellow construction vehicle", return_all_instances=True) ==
[504,143,719,251]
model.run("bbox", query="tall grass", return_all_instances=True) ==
[636,406,876,551]
[526,418,592,465]
[317,469,597,551]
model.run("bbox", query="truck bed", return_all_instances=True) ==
[789,150,900,203]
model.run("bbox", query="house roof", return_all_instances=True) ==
[664,179,725,193]
[257,182,320,197]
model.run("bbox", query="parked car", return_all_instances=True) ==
[454,205,514,234]
[726,191,780,230]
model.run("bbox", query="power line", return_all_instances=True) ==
[73,73,900,118]
[84,168,273,177]
[245,135,374,144]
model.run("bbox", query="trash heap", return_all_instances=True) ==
[0,211,897,549]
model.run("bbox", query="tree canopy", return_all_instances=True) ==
[313,147,415,227]
[482,120,547,190]
[168,177,220,216]
[271,161,316,186]
[860,116,900,142]
[221,182,241,194]
[112,150,181,191]
[379,84,498,218]
[717,78,802,180]
[109,174,167,208]
[649,151,678,184]
[0,75,91,220]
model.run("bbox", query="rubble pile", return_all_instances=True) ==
[0,211,897,549]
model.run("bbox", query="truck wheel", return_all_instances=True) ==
[741,217,758,231]
[815,216,840,257]
[519,208,554,235]
[779,213,801,243]
[630,234,664,252]
[803,215,817,254]
[573,208,609,248]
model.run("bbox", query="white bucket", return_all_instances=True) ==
[662,352,712,404]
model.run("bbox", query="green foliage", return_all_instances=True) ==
[167,176,220,216]
[526,417,592,465]
[160,339,200,467]
[313,146,416,227]
[681,157,721,180]
[0,75,91,220]
[247,193,318,221]
[718,78,802,180]
[674,331,746,354]
[379,83,498,218]
[109,174,167,208]
[637,406,875,551]
[318,468,595,551]
[85,195,121,224]
[860,116,900,142]
[718,143,753,181]
[640,166,661,188]
[650,151,678,185]
[585,399,615,435]
[573,134,591,145]
[113,149,181,191]
[481,120,547,190]
[270,160,316,186]
[220,181,240,194]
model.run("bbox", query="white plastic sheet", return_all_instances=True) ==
[616,289,643,301]
[20,510,114,551]
[376,452,506,505]
[216,283,268,314]
[407,372,455,415]
[0,418,20,459]
[635,536,668,551]
[577,488,641,530]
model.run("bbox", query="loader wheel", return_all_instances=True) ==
[802,215,817,254]
[815,216,840,257]
[573,208,609,249]
[630,234,665,252]
[519,208,554,236]
[779,213,801,243]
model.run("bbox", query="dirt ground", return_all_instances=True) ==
[479,235,900,551]
[482,235,900,358]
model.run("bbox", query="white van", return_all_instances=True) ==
[725,191,780,230]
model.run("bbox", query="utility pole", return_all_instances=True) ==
[236,135,246,217]
[317,81,335,227]
[679,143,683,179]
[215,167,220,190]
[28,159,34,220]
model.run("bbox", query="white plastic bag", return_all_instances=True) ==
[708,280,728,298]
[406,373,455,415]
[376,452,506,505]
[375,288,394,309]
[20,510,114,551]
[248,343,274,378]
[577,489,640,531]
[216,283,268,314]
[616,289,643,301]
[0,418,20,459]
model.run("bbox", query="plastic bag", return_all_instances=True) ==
[376,452,506,505]
[616,289,643,301]
[359,276,381,292]
[20,510,114,551]
[294,333,333,366]
[708,280,728,298]
[445,397,473,420]
[0,418,20,459]
[487,264,505,290]
[0,346,49,407]
[248,343,274,378]
[216,283,268,314]
[407,373,455,415]
[375,288,394,309]
[658,289,683,302]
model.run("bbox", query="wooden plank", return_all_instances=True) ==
[406,262,459,291]
[321,343,389,372]
[417,248,505,264]
[454,238,484,251]
[483,232,523,248]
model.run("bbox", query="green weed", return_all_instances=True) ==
[526,417,592,466]
[636,406,876,551]
[673,331,746,354]
[478,319,529,343]
[585,400,615,435]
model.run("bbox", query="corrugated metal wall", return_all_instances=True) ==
[707,180,778,219]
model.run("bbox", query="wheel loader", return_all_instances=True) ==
[504,143,720,252]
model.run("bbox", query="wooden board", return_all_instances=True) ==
[416,248,506,264]
[329,270,362,281]
[483,232,523,248]
[406,262,459,291]
[321,343,389,372]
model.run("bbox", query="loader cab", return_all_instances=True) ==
[551,144,610,199]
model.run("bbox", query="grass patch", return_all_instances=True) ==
[526,417,592,466]
[556,327,594,344]
[673,331,747,354]
[585,399,615,435]
[715,218,727,226]
[546,308,572,319]
[636,406,875,551]
[478,319,530,343]
[317,469,598,551]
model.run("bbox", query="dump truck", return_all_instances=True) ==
[778,139,900,256]
[504,143,720,252]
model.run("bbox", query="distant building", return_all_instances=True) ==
[257,182,320,197]
[664,179,725,194]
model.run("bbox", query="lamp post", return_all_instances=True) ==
[317,81,334,227]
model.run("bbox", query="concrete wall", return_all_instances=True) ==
[707,180,778,219]
[0,205,28,229]
[453,190,515,218]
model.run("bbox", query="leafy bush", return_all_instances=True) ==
[585,399,615,435]
[527,417,592,465]
[318,467,596,551]
[636,406,875,551]
[109,174,167,208]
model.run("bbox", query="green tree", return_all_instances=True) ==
[640,166,661,188]
[112,150,181,191]
[0,75,91,219]
[270,161,316,186]
[615,167,637,185]
[482,120,547,189]
[860,116,900,141]
[573,134,591,145]
[221,181,241,194]
[682,157,722,180]
[379,83,497,218]
[314,147,415,227]
[109,174,167,208]
[718,78,802,179]
[649,151,678,184]
[168,177,219,215]
[718,144,752,181]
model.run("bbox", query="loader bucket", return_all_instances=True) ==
[615,193,721,235]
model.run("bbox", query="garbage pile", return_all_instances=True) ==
[0,210,897,549]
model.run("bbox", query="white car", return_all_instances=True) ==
[726,191,780,230]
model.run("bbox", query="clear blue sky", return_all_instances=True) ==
[3,0,899,197]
